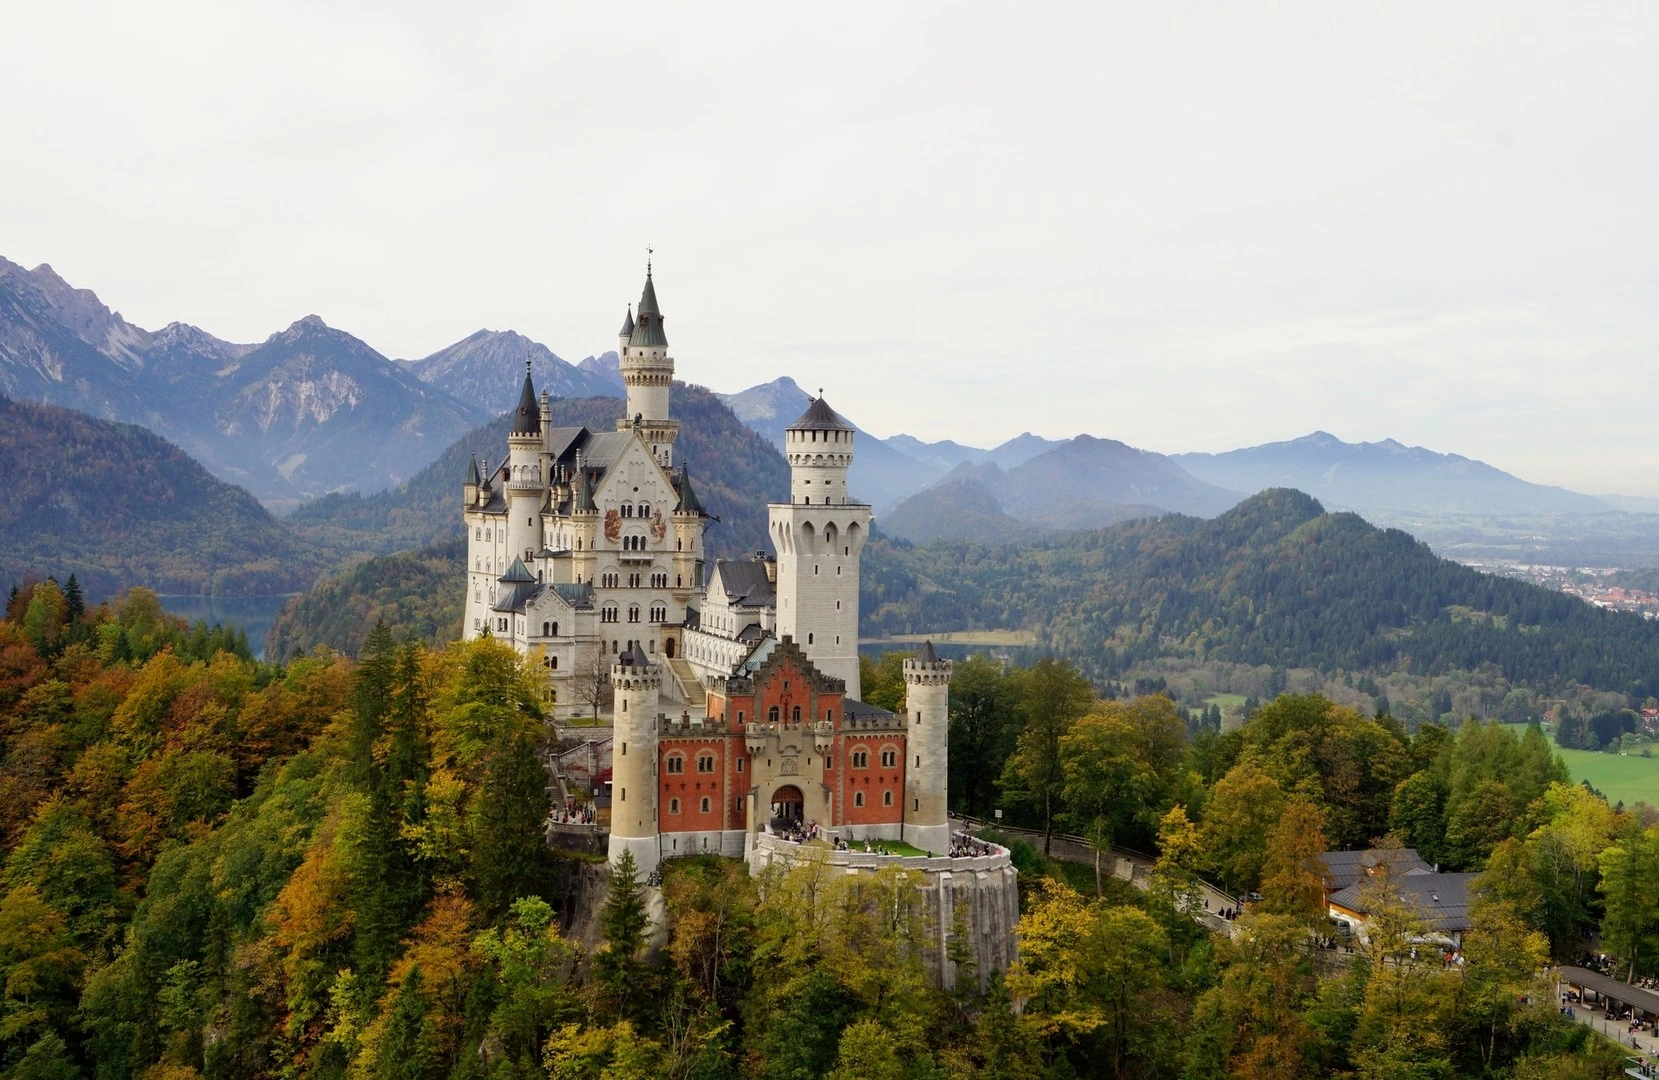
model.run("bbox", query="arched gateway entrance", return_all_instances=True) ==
[769,785,804,825]
[665,637,675,658]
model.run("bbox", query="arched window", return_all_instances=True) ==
[768,706,780,723]
[667,754,684,774]
[669,797,680,814]
[551,621,558,636]
[628,605,640,623]
[791,706,802,724]
[542,621,550,636]
[883,790,894,807]
[852,750,869,769]
[807,632,813,645]
[697,753,715,773]
[550,656,558,670]
[880,748,897,768]
[854,791,865,807]
[699,796,710,813]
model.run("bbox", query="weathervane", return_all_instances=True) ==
[646,245,653,274]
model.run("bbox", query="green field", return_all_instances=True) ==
[1205,693,1249,711]
[1503,724,1659,808]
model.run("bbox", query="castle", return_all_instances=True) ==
[460,266,957,875]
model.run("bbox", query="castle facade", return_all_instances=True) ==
[461,267,953,875]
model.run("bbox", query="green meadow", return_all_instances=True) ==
[1504,723,1659,808]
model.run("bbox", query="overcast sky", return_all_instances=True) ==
[5,3,1657,492]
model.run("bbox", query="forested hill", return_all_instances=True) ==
[865,487,1659,698]
[289,383,789,562]
[0,395,328,598]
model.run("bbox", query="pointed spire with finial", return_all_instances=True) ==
[619,303,634,338]
[511,358,539,435]
[628,250,667,347]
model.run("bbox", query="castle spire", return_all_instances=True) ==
[511,359,539,435]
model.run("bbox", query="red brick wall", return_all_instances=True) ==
[659,736,728,832]
[837,732,905,826]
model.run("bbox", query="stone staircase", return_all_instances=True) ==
[666,657,707,708]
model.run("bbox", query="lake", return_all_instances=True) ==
[156,595,295,661]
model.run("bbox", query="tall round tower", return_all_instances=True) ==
[769,395,870,698]
[616,265,679,468]
[607,644,662,876]
[505,361,545,565]
[902,641,952,855]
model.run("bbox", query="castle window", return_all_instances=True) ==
[914,798,919,811]
[620,788,625,801]
[792,706,802,724]
[552,622,558,636]
[667,755,684,774]
[700,796,711,813]
[697,754,715,773]
[814,565,819,575]
[736,758,744,772]
[807,633,813,645]
[475,527,481,540]
[737,711,744,723]
[881,749,897,768]
[883,791,893,807]
[916,711,922,725]
[768,706,780,722]
[497,618,507,632]
[854,791,865,807]
[835,600,841,610]
[852,750,869,769]
[826,709,834,723]
[543,621,550,636]
[551,656,558,670]
[669,798,680,814]
[628,606,640,623]
[486,529,491,540]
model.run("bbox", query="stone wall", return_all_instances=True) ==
[747,834,1020,990]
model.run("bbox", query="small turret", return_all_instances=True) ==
[785,396,855,506]
[617,262,678,467]
[608,643,662,876]
[903,642,952,855]
[617,305,634,359]
[464,453,480,505]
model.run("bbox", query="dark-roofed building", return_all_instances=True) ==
[1328,871,1479,947]
[1317,848,1436,894]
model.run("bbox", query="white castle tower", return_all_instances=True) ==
[616,264,679,469]
[769,395,869,699]
[903,642,952,855]
[607,644,661,875]
[504,361,544,565]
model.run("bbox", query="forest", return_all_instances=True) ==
[862,488,1659,700]
[2,581,1654,1079]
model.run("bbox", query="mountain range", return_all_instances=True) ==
[1173,432,1612,516]
[0,259,623,509]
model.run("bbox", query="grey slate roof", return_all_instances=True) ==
[466,453,481,485]
[844,698,896,723]
[917,640,940,664]
[1318,848,1435,892]
[789,396,853,432]
[618,642,649,667]
[619,305,634,337]
[492,557,541,613]
[1328,872,1478,935]
[511,366,540,435]
[550,582,594,609]
[675,466,706,515]
[711,559,775,608]
[628,272,668,348]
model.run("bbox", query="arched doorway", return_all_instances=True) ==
[665,637,676,659]
[769,785,804,826]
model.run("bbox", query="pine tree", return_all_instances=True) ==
[63,574,84,623]
[376,968,438,1080]
[593,849,649,1019]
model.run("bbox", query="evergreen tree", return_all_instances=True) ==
[469,728,551,918]
[593,850,649,1020]
[376,968,438,1080]
[62,575,84,624]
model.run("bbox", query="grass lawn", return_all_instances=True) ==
[1502,723,1659,808]
[1205,693,1249,711]
[868,840,931,857]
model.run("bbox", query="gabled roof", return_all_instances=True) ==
[788,396,853,432]
[709,559,775,608]
[511,364,540,435]
[1318,848,1435,892]
[749,635,844,694]
[546,426,588,462]
[575,431,636,471]
[1328,872,1478,935]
